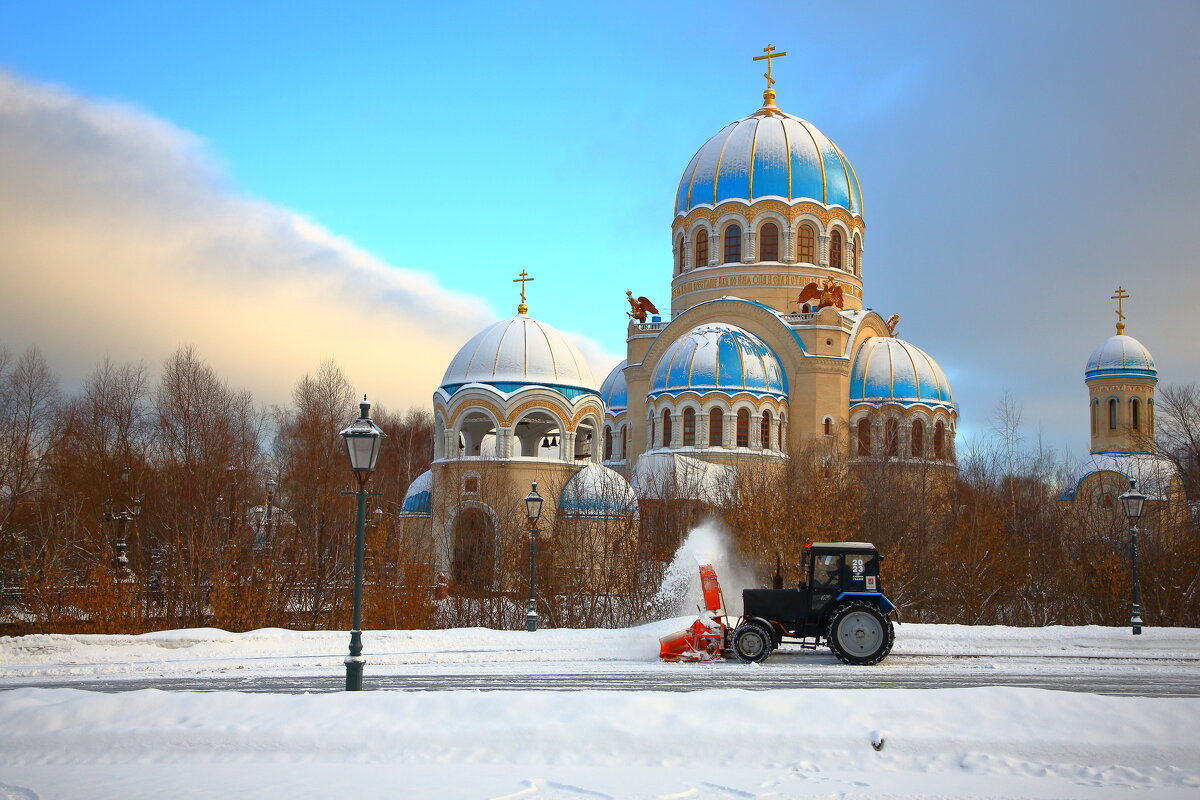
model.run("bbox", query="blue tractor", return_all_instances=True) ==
[730,542,897,666]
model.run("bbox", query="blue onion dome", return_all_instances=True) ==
[850,337,953,410]
[649,323,787,399]
[1085,334,1157,380]
[675,102,862,217]
[558,463,639,518]
[600,360,628,416]
[399,470,432,516]
[440,312,598,396]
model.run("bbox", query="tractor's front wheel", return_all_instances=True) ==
[731,621,773,664]
[826,602,894,666]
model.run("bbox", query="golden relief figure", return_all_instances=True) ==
[885,314,900,336]
[796,278,844,311]
[626,291,660,324]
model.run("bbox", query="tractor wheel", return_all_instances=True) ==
[731,621,773,664]
[826,602,894,666]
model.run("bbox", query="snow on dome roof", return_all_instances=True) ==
[648,323,787,400]
[557,463,639,518]
[850,337,953,410]
[1085,334,1157,380]
[440,313,598,396]
[600,361,628,416]
[1060,453,1176,501]
[675,104,862,217]
[399,470,432,516]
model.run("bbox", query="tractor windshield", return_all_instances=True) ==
[812,554,842,590]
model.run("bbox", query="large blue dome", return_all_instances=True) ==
[850,337,953,410]
[1085,334,1156,380]
[600,360,628,416]
[649,324,787,399]
[675,105,863,217]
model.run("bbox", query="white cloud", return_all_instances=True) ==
[0,71,618,411]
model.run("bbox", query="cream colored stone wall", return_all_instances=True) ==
[1086,376,1157,454]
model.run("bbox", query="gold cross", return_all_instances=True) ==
[513,270,534,313]
[753,44,787,89]
[1111,286,1129,334]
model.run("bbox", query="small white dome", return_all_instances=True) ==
[558,463,639,518]
[440,313,597,394]
[1085,334,1156,380]
[600,360,628,415]
[849,337,953,410]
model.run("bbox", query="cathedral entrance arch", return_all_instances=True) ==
[450,505,497,595]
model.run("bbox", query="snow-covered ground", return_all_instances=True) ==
[2,621,1199,798]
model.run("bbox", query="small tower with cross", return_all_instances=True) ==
[1084,288,1158,456]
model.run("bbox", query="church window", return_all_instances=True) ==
[798,223,815,263]
[709,408,723,446]
[663,409,673,447]
[829,229,843,270]
[723,224,742,263]
[779,413,787,450]
[911,419,924,457]
[824,417,833,437]
[849,237,859,275]
[649,417,655,448]
[676,238,685,274]
[1131,398,1140,430]
[695,229,709,267]
[886,418,899,457]
[761,410,773,450]
[1108,398,1118,430]
[736,409,750,447]
[682,408,696,447]
[1091,400,1099,436]
[620,425,627,460]
[759,222,779,262]
[934,420,945,459]
[603,426,613,460]
[857,418,872,456]
[1148,399,1154,433]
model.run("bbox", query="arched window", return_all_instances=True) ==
[695,229,709,267]
[1148,399,1155,433]
[1108,398,1118,430]
[829,229,843,270]
[662,409,673,448]
[934,420,945,459]
[759,222,779,262]
[857,418,872,456]
[911,419,924,457]
[723,224,742,263]
[709,408,723,447]
[1091,400,1099,436]
[798,223,816,264]
[620,425,627,460]
[682,407,696,447]
[779,413,787,451]
[761,410,773,450]
[676,238,685,274]
[603,426,613,460]
[736,408,750,447]
[823,417,832,436]
[849,236,859,275]
[886,418,899,457]
[1131,398,1140,430]
[649,416,655,448]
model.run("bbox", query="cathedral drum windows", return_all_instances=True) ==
[797,223,816,265]
[709,407,723,447]
[758,222,779,262]
[723,224,742,263]
[682,407,697,447]
[829,229,843,270]
[760,409,773,450]
[694,228,709,268]
[911,419,924,457]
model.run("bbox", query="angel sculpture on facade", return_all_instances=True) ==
[626,291,660,324]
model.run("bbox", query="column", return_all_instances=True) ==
[750,411,763,450]
[743,229,755,263]
[818,233,830,267]
[783,229,795,264]
[496,427,514,459]
[724,412,736,449]
[670,412,682,449]
[561,431,577,462]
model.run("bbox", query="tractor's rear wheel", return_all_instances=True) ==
[731,621,773,664]
[826,602,893,665]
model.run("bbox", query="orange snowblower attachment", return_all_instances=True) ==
[658,564,729,662]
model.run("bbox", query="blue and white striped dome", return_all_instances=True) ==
[399,470,432,516]
[600,360,628,416]
[649,324,787,399]
[675,105,863,217]
[1085,334,1157,380]
[558,463,639,518]
[850,337,953,410]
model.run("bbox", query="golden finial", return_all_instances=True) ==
[513,269,534,314]
[1111,286,1129,335]
[753,44,787,107]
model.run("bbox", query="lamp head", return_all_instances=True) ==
[524,481,543,522]
[1119,480,1148,521]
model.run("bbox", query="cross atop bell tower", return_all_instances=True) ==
[1111,286,1129,335]
[753,44,787,107]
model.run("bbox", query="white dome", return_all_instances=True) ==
[1085,334,1157,380]
[558,463,639,518]
[440,313,598,393]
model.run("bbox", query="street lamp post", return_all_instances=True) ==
[338,396,386,691]
[1118,480,1148,636]
[523,482,543,632]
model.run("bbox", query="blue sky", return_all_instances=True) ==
[2,0,1198,458]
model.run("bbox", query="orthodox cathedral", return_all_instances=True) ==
[400,50,958,588]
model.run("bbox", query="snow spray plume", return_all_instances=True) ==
[648,519,758,619]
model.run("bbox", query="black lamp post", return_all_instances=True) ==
[1118,480,1148,636]
[523,482,543,632]
[338,396,386,691]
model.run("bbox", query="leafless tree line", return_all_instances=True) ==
[1,342,1197,633]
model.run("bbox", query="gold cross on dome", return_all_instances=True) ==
[753,44,787,89]
[513,270,534,314]
[1111,286,1129,334]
